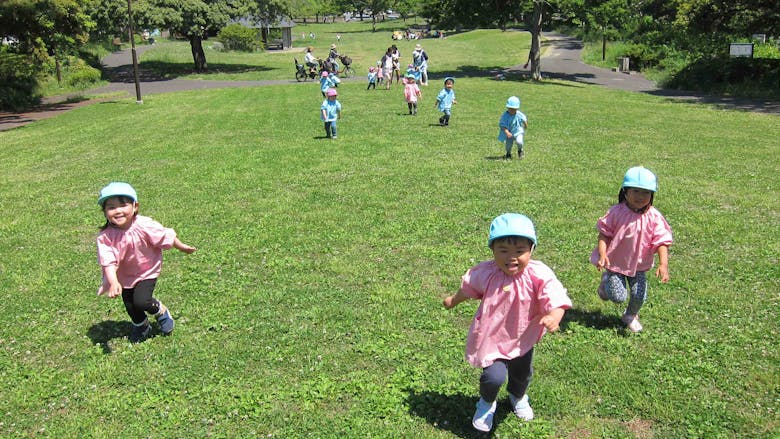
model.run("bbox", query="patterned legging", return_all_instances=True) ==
[604,270,647,315]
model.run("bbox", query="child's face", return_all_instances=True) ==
[507,108,517,115]
[624,187,653,211]
[491,238,533,277]
[445,80,454,90]
[327,95,336,101]
[103,197,138,229]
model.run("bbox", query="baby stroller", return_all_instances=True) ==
[294,58,317,82]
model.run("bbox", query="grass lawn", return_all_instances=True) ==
[1,26,779,438]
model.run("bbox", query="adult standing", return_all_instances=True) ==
[381,47,394,89]
[390,44,401,85]
[412,43,429,86]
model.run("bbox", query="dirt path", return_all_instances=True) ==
[2,35,777,132]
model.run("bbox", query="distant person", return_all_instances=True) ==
[443,213,571,432]
[320,88,342,139]
[367,66,378,90]
[328,44,340,72]
[592,166,673,333]
[411,43,429,86]
[319,70,335,97]
[376,61,384,86]
[390,44,401,84]
[498,96,528,159]
[435,77,457,126]
[95,182,197,343]
[381,48,394,89]
[309,32,315,40]
[336,33,341,42]
[403,73,422,115]
[304,47,318,73]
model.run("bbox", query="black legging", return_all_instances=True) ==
[122,278,161,324]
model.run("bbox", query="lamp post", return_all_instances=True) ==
[126,0,143,103]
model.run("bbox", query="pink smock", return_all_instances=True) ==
[96,215,176,294]
[460,260,572,368]
[589,203,673,277]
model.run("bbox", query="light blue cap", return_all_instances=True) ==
[98,182,137,206]
[443,76,455,84]
[506,96,520,109]
[622,166,658,192]
[488,213,537,247]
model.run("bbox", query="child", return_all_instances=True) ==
[376,61,384,86]
[498,96,528,159]
[319,71,334,97]
[320,88,342,139]
[406,63,420,83]
[403,73,422,115]
[443,213,572,432]
[591,166,673,333]
[96,182,196,343]
[367,66,378,90]
[435,77,457,126]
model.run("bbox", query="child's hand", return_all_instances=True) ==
[539,308,565,332]
[656,264,670,283]
[443,291,468,309]
[179,244,197,254]
[442,296,456,309]
[107,282,122,298]
[596,255,610,270]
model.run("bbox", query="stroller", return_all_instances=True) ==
[294,58,318,82]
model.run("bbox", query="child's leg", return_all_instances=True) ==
[625,271,648,315]
[604,271,629,303]
[324,122,332,138]
[479,360,508,403]
[443,109,451,125]
[330,120,338,138]
[505,138,514,156]
[122,279,160,323]
[412,102,418,115]
[408,102,413,114]
[122,288,147,325]
[506,348,534,399]
[516,134,525,157]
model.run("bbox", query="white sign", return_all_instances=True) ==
[729,43,754,58]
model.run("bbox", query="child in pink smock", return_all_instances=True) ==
[96,182,196,343]
[403,73,421,115]
[591,166,673,333]
[443,213,572,432]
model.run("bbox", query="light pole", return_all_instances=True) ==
[126,0,143,103]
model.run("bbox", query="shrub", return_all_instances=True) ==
[66,62,101,87]
[218,24,259,52]
[665,56,780,97]
[0,51,41,111]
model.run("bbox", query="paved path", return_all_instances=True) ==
[1,34,777,131]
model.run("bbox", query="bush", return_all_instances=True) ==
[665,56,780,97]
[217,24,259,52]
[0,51,41,111]
[66,62,101,87]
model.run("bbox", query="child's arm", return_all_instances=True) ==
[100,265,123,298]
[655,245,670,282]
[173,237,197,254]
[539,307,565,332]
[442,290,470,309]
[502,126,513,138]
[321,109,327,119]
[596,233,610,270]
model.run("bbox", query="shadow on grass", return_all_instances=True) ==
[87,320,133,353]
[406,389,509,438]
[561,308,625,332]
[106,61,277,82]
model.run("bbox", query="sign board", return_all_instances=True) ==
[729,43,754,58]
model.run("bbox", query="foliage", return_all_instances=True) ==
[665,56,780,98]
[0,0,95,55]
[0,71,778,437]
[217,24,260,52]
[0,50,42,110]
[64,58,102,86]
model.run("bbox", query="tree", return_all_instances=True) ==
[135,0,288,72]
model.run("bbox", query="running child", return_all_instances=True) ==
[498,96,528,159]
[367,66,378,90]
[321,88,342,139]
[403,73,421,115]
[435,77,457,126]
[96,182,196,343]
[591,166,673,333]
[443,213,572,432]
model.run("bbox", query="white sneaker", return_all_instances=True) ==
[621,313,643,332]
[472,398,497,432]
[508,393,534,421]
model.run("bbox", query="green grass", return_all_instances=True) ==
[1,29,779,438]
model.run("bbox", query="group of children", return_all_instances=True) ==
[96,163,673,432]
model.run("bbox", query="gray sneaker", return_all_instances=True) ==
[621,313,643,333]
[156,306,175,335]
[508,393,534,421]
[472,398,497,432]
[130,320,151,343]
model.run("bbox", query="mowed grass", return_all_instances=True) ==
[1,34,779,438]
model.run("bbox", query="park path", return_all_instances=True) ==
[1,34,777,132]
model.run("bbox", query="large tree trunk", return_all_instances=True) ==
[530,0,543,81]
[189,35,207,72]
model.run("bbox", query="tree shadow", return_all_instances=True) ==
[87,320,134,354]
[405,389,509,438]
[105,61,277,82]
[560,307,625,332]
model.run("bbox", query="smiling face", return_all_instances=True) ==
[102,196,138,229]
[624,187,653,211]
[490,237,534,276]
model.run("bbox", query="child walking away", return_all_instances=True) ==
[403,73,421,115]
[443,213,572,432]
[321,88,342,139]
[591,166,673,333]
[96,182,196,343]
[498,96,528,159]
[320,71,334,97]
[367,66,378,90]
[435,77,457,126]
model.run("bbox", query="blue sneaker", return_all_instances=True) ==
[472,398,497,432]
[130,320,151,343]
[156,306,175,335]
